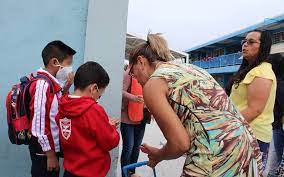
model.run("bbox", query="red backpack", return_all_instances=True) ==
[6,73,54,145]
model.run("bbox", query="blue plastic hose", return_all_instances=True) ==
[122,161,157,177]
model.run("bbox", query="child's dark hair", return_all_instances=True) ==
[42,40,76,66]
[74,61,110,90]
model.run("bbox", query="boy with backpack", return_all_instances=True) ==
[6,40,76,177]
[29,40,76,177]
[56,61,120,177]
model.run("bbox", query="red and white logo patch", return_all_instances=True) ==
[60,118,71,140]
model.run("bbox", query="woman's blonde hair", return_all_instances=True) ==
[129,33,173,64]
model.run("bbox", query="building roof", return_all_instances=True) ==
[125,33,188,60]
[185,13,284,53]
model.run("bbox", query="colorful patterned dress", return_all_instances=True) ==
[150,63,263,177]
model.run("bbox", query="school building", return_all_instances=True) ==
[185,13,284,87]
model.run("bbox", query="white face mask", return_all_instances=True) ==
[56,65,73,87]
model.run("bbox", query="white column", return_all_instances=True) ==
[84,0,129,176]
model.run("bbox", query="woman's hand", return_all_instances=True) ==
[140,143,162,168]
[134,95,144,103]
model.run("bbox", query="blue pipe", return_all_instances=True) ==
[122,161,157,177]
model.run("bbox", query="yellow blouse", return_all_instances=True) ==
[230,62,277,143]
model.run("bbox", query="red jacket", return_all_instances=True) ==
[56,95,120,177]
[28,68,62,153]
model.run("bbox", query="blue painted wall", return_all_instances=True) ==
[0,1,89,176]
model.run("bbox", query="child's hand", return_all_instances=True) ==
[62,72,74,94]
[46,150,59,171]
[109,118,120,129]
[65,72,74,89]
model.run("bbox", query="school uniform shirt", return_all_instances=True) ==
[28,68,62,153]
[56,95,120,177]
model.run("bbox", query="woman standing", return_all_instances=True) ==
[227,30,276,169]
[120,64,147,177]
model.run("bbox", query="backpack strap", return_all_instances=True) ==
[31,73,55,93]
[21,73,55,119]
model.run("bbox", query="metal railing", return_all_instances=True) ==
[192,52,242,69]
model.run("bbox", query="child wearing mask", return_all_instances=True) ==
[28,40,76,177]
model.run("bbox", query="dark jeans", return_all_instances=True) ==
[28,144,60,177]
[257,139,270,170]
[273,129,284,165]
[268,129,284,177]
[121,122,146,177]
[29,151,59,177]
[64,170,78,177]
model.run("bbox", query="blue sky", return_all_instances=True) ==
[127,0,284,51]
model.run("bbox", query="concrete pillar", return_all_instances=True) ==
[0,0,128,176]
[84,0,129,176]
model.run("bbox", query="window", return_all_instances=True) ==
[213,48,224,57]
[272,32,284,44]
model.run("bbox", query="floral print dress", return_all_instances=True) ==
[150,63,263,177]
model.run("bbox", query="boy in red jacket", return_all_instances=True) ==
[56,61,120,177]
